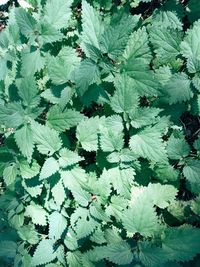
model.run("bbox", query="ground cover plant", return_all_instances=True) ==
[0,0,200,266]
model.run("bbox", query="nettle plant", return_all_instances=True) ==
[0,0,200,266]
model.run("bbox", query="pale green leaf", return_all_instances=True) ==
[40,157,59,180]
[47,105,84,132]
[49,211,67,241]
[44,0,73,30]
[32,239,56,266]
[14,124,34,161]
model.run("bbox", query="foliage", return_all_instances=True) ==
[0,0,200,266]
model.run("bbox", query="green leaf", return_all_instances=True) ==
[76,116,100,151]
[14,124,34,161]
[67,251,82,267]
[145,183,178,209]
[25,203,48,226]
[21,47,44,77]
[47,105,84,132]
[44,0,73,30]
[99,125,124,152]
[130,107,162,129]
[138,241,169,267]
[81,0,104,51]
[61,168,91,206]
[122,196,158,237]
[103,167,135,197]
[0,102,25,128]
[15,8,37,38]
[123,27,152,68]
[31,121,62,155]
[164,73,193,104]
[32,239,56,266]
[183,159,200,193]
[110,74,139,114]
[40,157,59,180]
[74,59,100,96]
[100,14,140,60]
[16,76,39,107]
[167,134,190,160]
[180,20,200,73]
[152,11,182,30]
[58,148,83,168]
[129,126,168,163]
[49,211,67,241]
[162,226,200,261]
[18,224,39,245]
[47,47,80,85]
[0,241,17,258]
[38,22,63,45]
[51,180,66,207]
[3,163,18,186]
[94,241,133,265]
[19,159,40,179]
[149,27,182,65]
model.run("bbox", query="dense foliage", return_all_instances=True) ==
[0,0,200,266]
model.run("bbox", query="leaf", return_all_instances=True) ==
[74,59,100,96]
[49,211,67,241]
[138,241,169,267]
[21,47,44,77]
[38,22,63,45]
[3,163,18,186]
[25,203,48,226]
[51,180,66,207]
[47,47,80,85]
[130,107,162,129]
[32,239,56,266]
[0,102,25,128]
[94,241,133,265]
[183,159,200,192]
[16,76,39,107]
[40,157,59,180]
[58,148,83,168]
[122,196,159,237]
[67,251,82,267]
[129,126,168,163]
[100,14,140,60]
[162,226,200,261]
[76,116,100,151]
[123,27,152,68]
[110,74,139,114]
[61,168,91,206]
[146,183,178,209]
[81,0,104,51]
[149,27,182,65]
[103,167,135,197]
[15,7,37,38]
[14,124,34,161]
[167,134,190,160]
[99,125,124,152]
[164,73,193,104]
[31,121,62,155]
[181,20,200,73]
[0,241,17,258]
[44,0,73,30]
[19,159,40,179]
[47,105,84,132]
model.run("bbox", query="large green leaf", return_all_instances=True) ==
[44,0,73,30]
[47,105,84,132]
[32,239,56,266]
